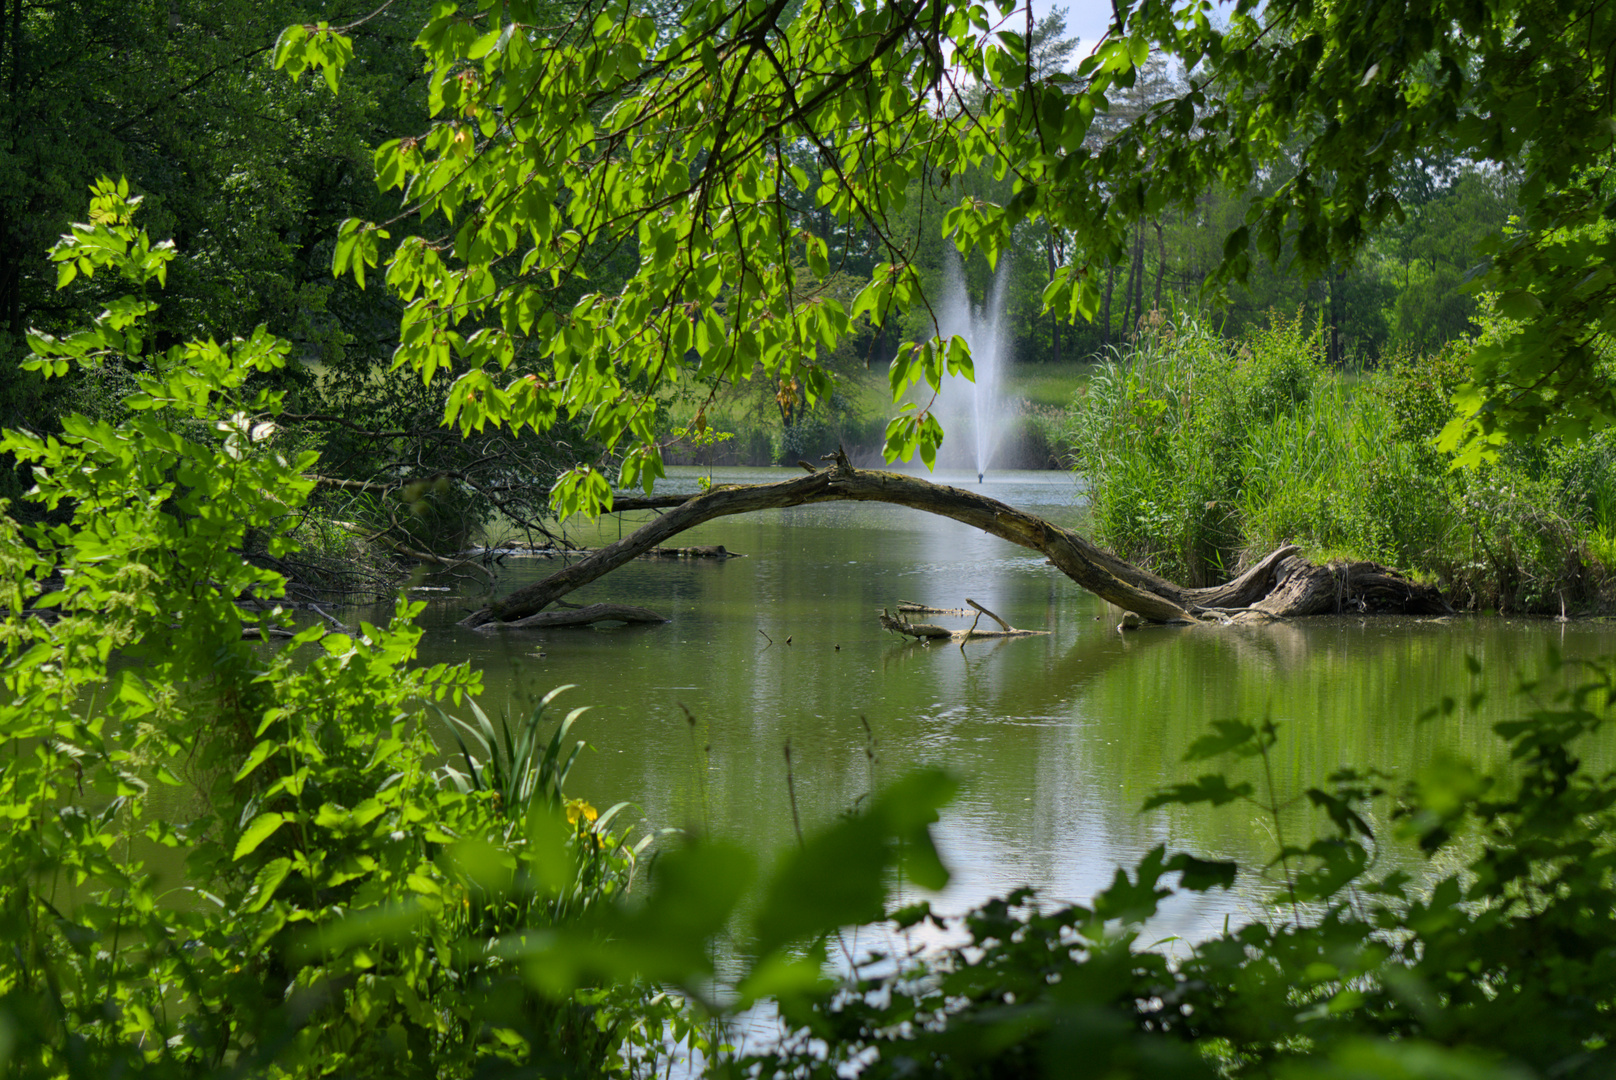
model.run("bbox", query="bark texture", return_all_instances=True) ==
[459,461,1448,627]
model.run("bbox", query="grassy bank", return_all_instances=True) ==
[1066,313,1616,614]
[664,361,1087,469]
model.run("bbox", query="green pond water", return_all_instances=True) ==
[399,466,1616,939]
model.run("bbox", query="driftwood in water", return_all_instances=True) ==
[644,544,739,558]
[459,454,1448,628]
[472,603,668,630]
[879,610,953,638]
[879,598,1048,642]
[898,601,970,616]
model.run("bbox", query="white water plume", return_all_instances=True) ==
[929,253,1012,481]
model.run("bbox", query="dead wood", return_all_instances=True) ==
[1239,556,1450,618]
[966,599,1012,631]
[460,455,1448,628]
[898,601,969,615]
[879,605,1049,641]
[644,544,740,558]
[472,603,669,630]
[879,609,953,638]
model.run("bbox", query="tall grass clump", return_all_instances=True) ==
[1067,311,1329,586]
[1068,311,1616,612]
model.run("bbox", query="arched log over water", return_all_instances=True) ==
[457,461,1447,628]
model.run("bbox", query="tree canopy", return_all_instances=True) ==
[275,0,1616,514]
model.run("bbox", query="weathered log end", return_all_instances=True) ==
[880,608,953,638]
[461,608,497,628]
[1248,556,1451,618]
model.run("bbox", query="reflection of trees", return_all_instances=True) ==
[417,518,1615,918]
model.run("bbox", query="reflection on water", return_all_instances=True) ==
[402,466,1616,939]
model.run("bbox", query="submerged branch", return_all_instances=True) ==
[879,606,1048,642]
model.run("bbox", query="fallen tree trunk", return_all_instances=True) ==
[1236,556,1450,618]
[460,457,1447,627]
[471,603,668,630]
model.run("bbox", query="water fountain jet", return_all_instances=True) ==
[932,253,1013,480]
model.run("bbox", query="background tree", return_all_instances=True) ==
[266,0,1616,511]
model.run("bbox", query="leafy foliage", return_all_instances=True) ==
[0,180,685,1078]
[1068,311,1616,611]
[729,651,1616,1080]
[272,0,1616,507]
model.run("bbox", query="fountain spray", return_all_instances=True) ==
[932,252,1012,480]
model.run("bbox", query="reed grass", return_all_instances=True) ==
[1067,313,1616,612]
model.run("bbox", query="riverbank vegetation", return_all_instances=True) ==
[659,362,1073,470]
[1069,311,1616,614]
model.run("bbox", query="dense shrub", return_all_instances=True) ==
[1065,312,1323,586]
[0,183,677,1079]
[737,655,1616,1080]
[1067,311,1616,612]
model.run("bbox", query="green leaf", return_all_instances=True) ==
[1165,852,1237,892]
[752,769,954,956]
[753,819,889,955]
[272,23,310,79]
[604,840,754,978]
[234,812,287,860]
[244,857,293,913]
[234,739,279,783]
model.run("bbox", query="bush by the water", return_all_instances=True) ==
[1066,311,1616,612]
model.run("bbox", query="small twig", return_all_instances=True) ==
[959,610,980,652]
[308,603,349,631]
[758,628,773,647]
[965,598,1011,632]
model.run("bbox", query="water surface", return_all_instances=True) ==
[408,466,1616,938]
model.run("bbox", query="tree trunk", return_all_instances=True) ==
[1119,230,1138,338]
[1127,224,1146,334]
[1101,262,1115,347]
[458,459,1448,628]
[1329,266,1347,368]
[1047,231,1060,365]
[1152,220,1167,312]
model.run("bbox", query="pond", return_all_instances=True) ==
[404,465,1616,940]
